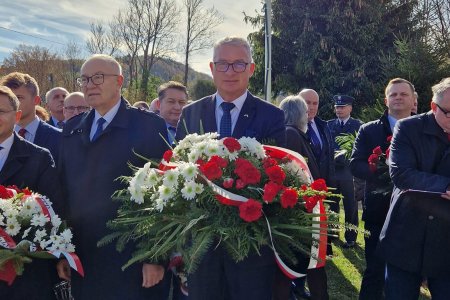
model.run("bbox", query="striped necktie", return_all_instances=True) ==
[307,122,322,161]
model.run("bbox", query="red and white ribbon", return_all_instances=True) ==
[50,251,85,277]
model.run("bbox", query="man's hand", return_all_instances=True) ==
[442,190,450,200]
[56,259,71,281]
[142,264,164,288]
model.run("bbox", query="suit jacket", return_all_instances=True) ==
[176,92,286,147]
[0,133,63,299]
[349,111,392,223]
[285,125,320,179]
[59,98,170,299]
[313,117,335,186]
[34,119,61,164]
[379,112,450,277]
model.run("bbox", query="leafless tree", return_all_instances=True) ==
[85,20,122,56]
[63,41,84,91]
[181,0,223,85]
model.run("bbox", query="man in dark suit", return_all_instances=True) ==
[0,72,62,163]
[0,85,62,299]
[327,95,363,248]
[57,54,170,299]
[350,78,416,300]
[176,36,286,300]
[379,77,450,299]
[45,87,69,128]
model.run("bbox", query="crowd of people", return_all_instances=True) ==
[0,35,449,300]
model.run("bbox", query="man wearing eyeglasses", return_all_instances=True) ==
[63,92,90,121]
[350,78,416,299]
[57,54,170,299]
[0,85,63,299]
[176,36,286,300]
[0,72,62,163]
[378,77,450,299]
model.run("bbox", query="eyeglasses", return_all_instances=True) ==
[0,109,15,116]
[76,74,119,87]
[64,106,90,112]
[213,61,249,73]
[435,103,450,118]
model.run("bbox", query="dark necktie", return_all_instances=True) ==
[91,118,106,142]
[57,121,64,129]
[307,122,322,160]
[340,121,345,128]
[18,128,27,139]
[220,102,235,138]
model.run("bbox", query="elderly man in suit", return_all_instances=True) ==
[57,54,170,299]
[45,87,69,128]
[176,36,286,300]
[350,78,416,299]
[379,78,450,299]
[328,95,363,248]
[0,72,61,163]
[0,85,62,299]
[63,92,90,121]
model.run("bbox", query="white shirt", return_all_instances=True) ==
[0,134,14,172]
[338,117,350,125]
[14,116,40,143]
[215,91,247,135]
[387,114,398,133]
[89,99,121,141]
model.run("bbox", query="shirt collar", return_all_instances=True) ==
[0,133,15,153]
[15,116,40,137]
[338,117,350,124]
[215,91,248,112]
[93,98,121,127]
[387,114,398,132]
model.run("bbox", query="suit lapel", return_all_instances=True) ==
[0,135,29,183]
[233,93,256,138]
[201,96,217,133]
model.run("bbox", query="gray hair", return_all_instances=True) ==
[432,77,450,105]
[279,95,308,133]
[45,87,69,103]
[213,36,253,62]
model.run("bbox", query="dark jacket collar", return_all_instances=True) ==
[423,111,449,143]
[0,133,30,182]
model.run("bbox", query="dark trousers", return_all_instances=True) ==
[385,263,450,300]
[188,244,275,300]
[273,268,329,300]
[359,222,385,300]
[329,177,359,243]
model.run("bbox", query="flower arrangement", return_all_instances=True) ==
[100,133,337,278]
[0,185,83,285]
[367,135,393,195]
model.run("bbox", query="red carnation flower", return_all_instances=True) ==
[234,158,261,185]
[163,150,173,162]
[265,165,286,184]
[239,199,263,222]
[0,186,14,199]
[235,179,246,189]
[209,155,228,168]
[199,161,222,180]
[368,153,379,164]
[372,146,383,155]
[301,185,308,191]
[262,157,278,169]
[263,182,283,203]
[310,179,328,192]
[304,196,317,213]
[223,137,241,152]
[280,188,298,208]
[223,178,234,189]
[196,158,206,166]
[168,256,184,270]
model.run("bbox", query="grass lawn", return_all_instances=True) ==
[326,206,431,300]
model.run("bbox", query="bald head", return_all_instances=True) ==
[81,54,122,76]
[299,89,320,121]
[64,92,90,121]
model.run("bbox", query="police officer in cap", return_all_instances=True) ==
[328,95,363,247]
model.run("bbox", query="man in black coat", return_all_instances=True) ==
[176,36,285,300]
[0,72,62,163]
[0,85,62,299]
[350,78,416,300]
[57,54,170,299]
[379,77,450,299]
[328,95,363,247]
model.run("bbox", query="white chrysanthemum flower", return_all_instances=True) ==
[192,141,208,155]
[179,162,198,181]
[39,239,51,250]
[158,185,175,201]
[22,227,32,239]
[50,234,62,244]
[187,150,201,163]
[60,229,73,243]
[62,243,75,252]
[30,213,49,227]
[128,179,145,204]
[155,198,165,212]
[181,181,197,200]
[162,169,179,188]
[3,207,19,220]
[51,215,62,229]
[145,169,160,187]
[194,183,204,194]
[20,197,40,217]
[0,215,4,226]
[34,229,47,242]
[238,137,266,159]
[283,162,312,184]
[5,218,20,236]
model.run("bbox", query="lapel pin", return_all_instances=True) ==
[244,114,249,117]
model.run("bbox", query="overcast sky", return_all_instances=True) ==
[0,0,263,74]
